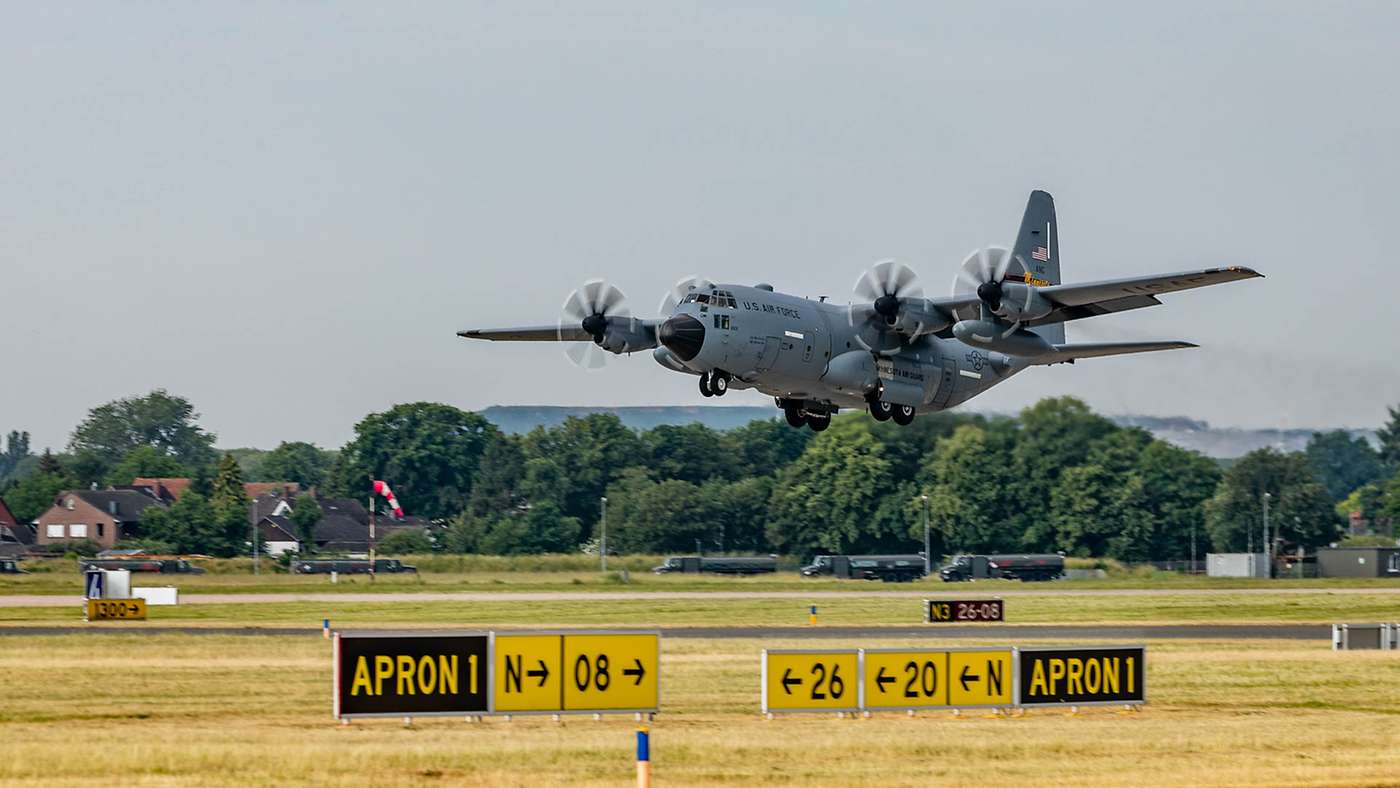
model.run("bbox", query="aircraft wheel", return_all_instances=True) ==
[710,372,729,396]
[892,404,915,426]
[870,400,893,422]
[698,372,713,398]
[783,406,806,428]
[807,415,830,432]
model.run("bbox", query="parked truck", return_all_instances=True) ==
[801,554,927,582]
[292,558,417,575]
[0,558,26,574]
[652,556,777,575]
[79,558,206,574]
[938,553,1064,582]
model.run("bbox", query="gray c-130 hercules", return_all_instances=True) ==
[459,190,1261,431]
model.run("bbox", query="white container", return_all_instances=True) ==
[1206,553,1268,578]
[132,586,179,606]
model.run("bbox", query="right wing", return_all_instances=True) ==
[457,326,591,342]
[1028,341,1198,365]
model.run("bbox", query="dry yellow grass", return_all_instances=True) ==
[1,635,1398,786]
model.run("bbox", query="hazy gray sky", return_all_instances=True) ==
[3,2,1397,451]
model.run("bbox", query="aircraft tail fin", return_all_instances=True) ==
[1012,190,1066,344]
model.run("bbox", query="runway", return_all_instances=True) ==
[2,586,1396,608]
[0,623,1330,639]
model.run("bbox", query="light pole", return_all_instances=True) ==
[1262,492,1272,578]
[250,498,259,576]
[600,496,608,573]
[920,494,931,576]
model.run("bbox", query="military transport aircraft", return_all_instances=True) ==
[459,190,1262,431]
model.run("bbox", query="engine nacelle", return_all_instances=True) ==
[993,283,1055,322]
[597,320,657,354]
[891,303,953,337]
[952,320,1055,357]
[652,345,689,372]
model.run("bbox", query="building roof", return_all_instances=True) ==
[1,523,35,545]
[131,477,191,502]
[245,482,299,500]
[0,498,16,527]
[258,515,300,543]
[67,490,166,522]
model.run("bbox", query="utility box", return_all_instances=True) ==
[85,568,132,599]
[1317,547,1400,579]
[133,586,179,606]
[1206,553,1269,578]
[1332,623,1396,650]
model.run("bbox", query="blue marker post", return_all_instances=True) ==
[636,727,650,788]
[323,619,330,639]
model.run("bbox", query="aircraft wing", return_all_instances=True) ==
[1029,341,1197,365]
[457,325,592,341]
[1034,266,1262,308]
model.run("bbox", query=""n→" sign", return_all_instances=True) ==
[492,631,660,714]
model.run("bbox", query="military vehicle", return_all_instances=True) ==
[652,555,777,575]
[292,558,417,575]
[800,554,927,582]
[79,558,205,574]
[938,553,1064,582]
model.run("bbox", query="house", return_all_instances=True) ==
[0,497,33,558]
[128,477,298,504]
[34,490,166,550]
[251,492,432,555]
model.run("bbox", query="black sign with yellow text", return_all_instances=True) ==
[335,633,489,717]
[1017,646,1145,706]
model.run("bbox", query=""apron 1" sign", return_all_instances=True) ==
[335,632,489,718]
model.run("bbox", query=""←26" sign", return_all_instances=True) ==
[761,649,860,713]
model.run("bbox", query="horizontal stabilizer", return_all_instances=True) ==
[1030,341,1197,365]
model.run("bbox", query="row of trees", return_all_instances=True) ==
[5,391,1400,560]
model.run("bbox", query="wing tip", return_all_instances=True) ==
[1227,265,1264,279]
[456,330,478,339]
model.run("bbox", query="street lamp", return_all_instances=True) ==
[1262,491,1272,578]
[600,496,608,573]
[921,494,931,576]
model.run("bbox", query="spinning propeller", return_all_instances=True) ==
[848,260,924,354]
[657,274,715,316]
[951,246,1032,336]
[559,279,632,369]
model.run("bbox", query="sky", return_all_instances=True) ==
[2,2,1397,451]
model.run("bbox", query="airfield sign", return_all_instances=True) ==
[860,650,947,710]
[1017,646,1145,706]
[85,598,146,621]
[924,598,1004,623]
[762,649,860,714]
[947,649,1014,707]
[493,633,563,713]
[562,632,660,713]
[334,632,490,719]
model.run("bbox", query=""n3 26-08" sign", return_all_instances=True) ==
[925,598,1004,623]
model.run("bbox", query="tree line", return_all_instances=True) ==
[4,391,1399,560]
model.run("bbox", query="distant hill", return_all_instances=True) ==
[478,405,1375,459]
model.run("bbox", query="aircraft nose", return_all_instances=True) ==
[658,314,705,361]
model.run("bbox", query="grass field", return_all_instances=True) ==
[3,589,1398,629]
[1,634,1397,786]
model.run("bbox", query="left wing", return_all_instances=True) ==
[457,325,591,342]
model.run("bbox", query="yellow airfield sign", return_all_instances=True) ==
[86,598,147,621]
[947,649,1014,707]
[762,649,860,713]
[493,634,563,712]
[861,650,948,709]
[562,633,660,712]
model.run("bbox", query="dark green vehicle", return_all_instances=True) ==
[293,558,417,575]
[801,554,927,582]
[0,558,26,574]
[938,554,1064,582]
[652,556,777,575]
[79,559,205,574]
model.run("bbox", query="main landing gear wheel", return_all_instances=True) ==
[709,371,730,396]
[807,415,831,432]
[784,406,806,428]
[870,399,893,422]
[892,404,915,426]
[698,372,713,397]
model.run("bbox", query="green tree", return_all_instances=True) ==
[643,424,729,485]
[1304,430,1385,501]
[332,403,499,520]
[724,419,812,478]
[1205,448,1340,552]
[0,430,32,483]
[104,445,190,487]
[1135,441,1222,560]
[256,441,330,488]
[378,529,434,555]
[1010,397,1118,550]
[474,500,582,555]
[4,454,77,523]
[465,436,526,519]
[1377,405,1400,469]
[519,414,644,532]
[919,424,1019,555]
[209,454,248,515]
[68,390,218,475]
[767,430,901,556]
[604,468,711,554]
[700,476,775,553]
[289,493,323,549]
[138,491,244,556]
